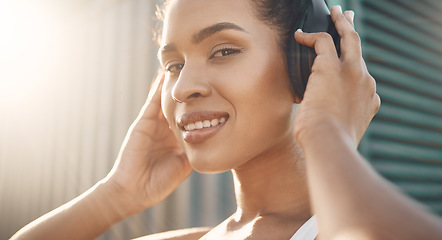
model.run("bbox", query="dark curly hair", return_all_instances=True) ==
[248,0,308,54]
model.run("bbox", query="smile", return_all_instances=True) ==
[177,111,229,143]
[183,118,226,131]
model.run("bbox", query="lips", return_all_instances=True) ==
[177,111,229,143]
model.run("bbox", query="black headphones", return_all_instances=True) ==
[287,0,341,99]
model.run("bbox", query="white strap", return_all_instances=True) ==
[289,215,318,240]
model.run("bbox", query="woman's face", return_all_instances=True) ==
[160,0,296,173]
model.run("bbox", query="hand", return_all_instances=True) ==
[294,5,380,147]
[103,68,193,216]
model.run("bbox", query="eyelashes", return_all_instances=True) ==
[165,63,184,74]
[164,45,243,75]
[209,46,242,59]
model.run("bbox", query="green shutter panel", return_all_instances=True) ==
[352,0,442,215]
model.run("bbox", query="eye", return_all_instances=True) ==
[165,63,184,74]
[210,47,241,59]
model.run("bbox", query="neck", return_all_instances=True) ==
[231,136,312,223]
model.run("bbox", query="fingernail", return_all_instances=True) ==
[296,29,303,33]
[349,10,355,21]
[336,5,342,13]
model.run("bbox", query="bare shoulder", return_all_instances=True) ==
[132,227,212,240]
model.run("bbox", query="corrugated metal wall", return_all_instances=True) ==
[343,0,442,215]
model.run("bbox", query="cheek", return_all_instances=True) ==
[240,61,293,133]
[213,50,293,117]
[211,50,294,153]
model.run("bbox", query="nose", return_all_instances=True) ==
[171,64,212,103]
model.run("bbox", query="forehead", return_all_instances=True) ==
[162,0,258,44]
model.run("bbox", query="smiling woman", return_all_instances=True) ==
[9,0,442,239]
[160,0,295,174]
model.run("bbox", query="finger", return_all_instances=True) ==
[138,67,165,121]
[331,6,354,32]
[295,30,338,57]
[344,10,355,27]
[146,67,165,105]
[331,6,362,61]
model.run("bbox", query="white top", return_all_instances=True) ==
[289,215,318,240]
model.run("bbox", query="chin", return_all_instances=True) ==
[187,154,236,174]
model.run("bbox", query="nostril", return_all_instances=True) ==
[171,92,203,103]
[189,92,202,98]
[171,79,211,103]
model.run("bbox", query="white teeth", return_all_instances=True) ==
[183,118,227,131]
[195,121,203,129]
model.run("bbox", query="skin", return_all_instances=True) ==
[160,0,296,174]
[11,1,442,240]
[159,0,311,238]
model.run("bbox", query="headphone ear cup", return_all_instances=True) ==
[287,0,341,99]
[328,21,341,58]
[287,28,305,100]
[299,43,316,95]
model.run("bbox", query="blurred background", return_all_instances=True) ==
[0,0,441,239]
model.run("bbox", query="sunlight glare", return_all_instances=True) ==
[0,1,61,105]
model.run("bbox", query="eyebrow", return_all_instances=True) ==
[192,22,247,44]
[159,22,247,58]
